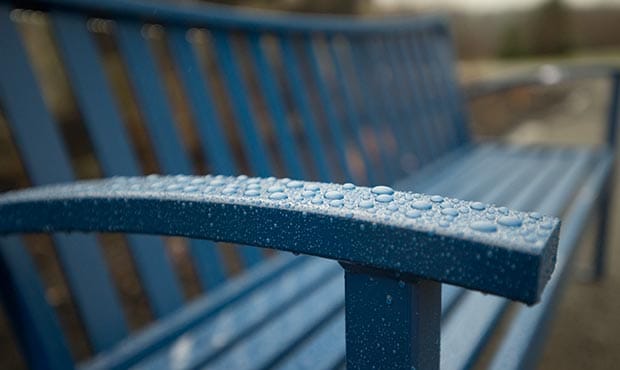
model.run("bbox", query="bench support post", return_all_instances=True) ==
[593,177,613,279]
[343,266,441,370]
[595,71,620,279]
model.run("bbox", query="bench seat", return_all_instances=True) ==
[72,142,612,370]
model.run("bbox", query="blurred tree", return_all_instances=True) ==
[498,24,528,59]
[530,0,573,55]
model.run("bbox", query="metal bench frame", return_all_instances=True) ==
[0,1,618,369]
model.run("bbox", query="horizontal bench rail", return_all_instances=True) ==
[0,175,560,304]
[17,0,447,34]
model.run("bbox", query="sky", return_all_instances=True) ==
[374,0,620,13]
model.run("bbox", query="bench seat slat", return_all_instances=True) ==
[128,258,341,370]
[79,254,307,370]
[488,150,614,370]
[439,148,597,370]
[206,275,344,370]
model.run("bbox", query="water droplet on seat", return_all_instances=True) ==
[470,202,486,211]
[221,187,237,195]
[411,200,432,210]
[343,183,356,190]
[358,199,374,209]
[386,295,393,305]
[269,192,287,200]
[267,185,285,193]
[371,185,394,195]
[497,215,522,227]
[244,190,260,197]
[540,220,553,229]
[329,199,344,207]
[286,180,303,189]
[305,183,320,191]
[324,190,344,200]
[529,212,542,220]
[430,195,444,203]
[441,208,458,217]
[376,194,394,203]
[470,221,497,233]
[405,210,421,218]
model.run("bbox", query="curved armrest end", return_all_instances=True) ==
[0,175,560,304]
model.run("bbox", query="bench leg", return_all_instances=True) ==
[595,72,620,279]
[343,266,441,370]
[593,179,613,279]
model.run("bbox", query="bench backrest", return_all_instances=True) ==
[0,0,469,365]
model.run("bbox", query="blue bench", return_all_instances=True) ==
[0,0,617,369]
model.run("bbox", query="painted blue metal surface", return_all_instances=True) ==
[256,146,610,370]
[127,258,340,370]
[593,71,620,278]
[302,36,354,182]
[0,236,74,370]
[0,175,559,304]
[336,39,392,184]
[344,268,441,370]
[166,27,237,175]
[211,30,273,180]
[379,38,426,170]
[114,20,231,291]
[326,38,376,185]
[25,0,448,34]
[246,33,307,180]
[81,254,306,370]
[1,1,618,369]
[51,11,187,320]
[0,5,130,354]
[277,36,333,182]
[349,38,400,182]
[396,36,436,162]
[489,151,614,370]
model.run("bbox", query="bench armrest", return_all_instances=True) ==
[464,64,619,99]
[464,64,620,149]
[0,175,560,304]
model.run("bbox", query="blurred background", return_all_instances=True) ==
[1,0,619,369]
